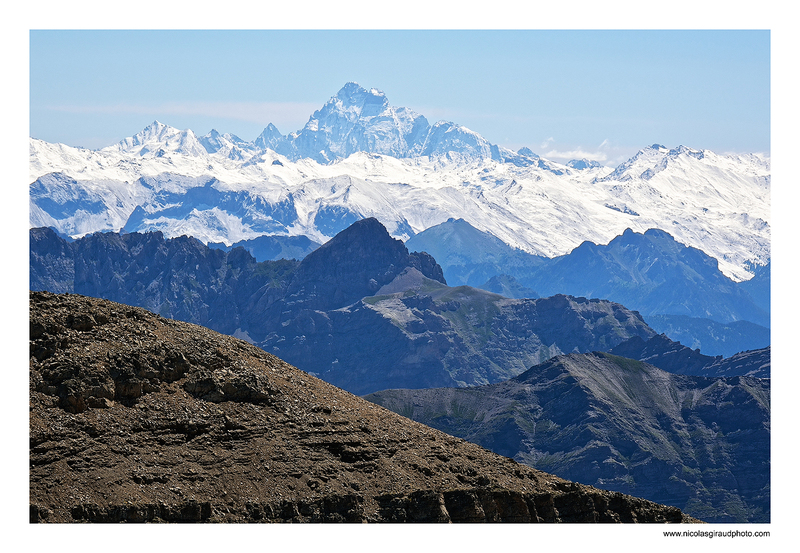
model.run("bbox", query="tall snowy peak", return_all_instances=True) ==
[106,121,208,158]
[285,82,431,163]
[252,82,544,166]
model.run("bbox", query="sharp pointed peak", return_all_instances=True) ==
[142,120,173,131]
[333,82,388,102]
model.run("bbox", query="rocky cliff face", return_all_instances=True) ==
[29,291,697,523]
[366,352,770,523]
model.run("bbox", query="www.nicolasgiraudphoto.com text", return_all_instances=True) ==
[662,529,770,539]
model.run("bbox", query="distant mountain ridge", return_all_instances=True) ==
[31,220,664,394]
[644,314,770,358]
[29,82,770,283]
[408,219,769,329]
[610,334,770,379]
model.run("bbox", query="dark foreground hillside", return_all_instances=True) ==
[29,291,698,523]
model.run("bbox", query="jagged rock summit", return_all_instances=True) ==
[29,291,698,523]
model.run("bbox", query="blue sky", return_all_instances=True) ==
[30,29,770,166]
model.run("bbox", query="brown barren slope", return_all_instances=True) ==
[29,291,699,523]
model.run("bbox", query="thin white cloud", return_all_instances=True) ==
[43,101,319,130]
[544,148,608,163]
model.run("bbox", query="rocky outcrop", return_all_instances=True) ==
[366,352,770,523]
[29,291,698,523]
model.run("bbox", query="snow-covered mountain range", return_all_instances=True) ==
[29,82,770,282]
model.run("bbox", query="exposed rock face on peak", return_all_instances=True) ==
[367,352,770,523]
[29,291,698,523]
[267,82,431,164]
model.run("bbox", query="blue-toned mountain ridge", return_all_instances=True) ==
[32,220,663,394]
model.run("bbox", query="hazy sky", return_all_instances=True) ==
[30,29,769,166]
